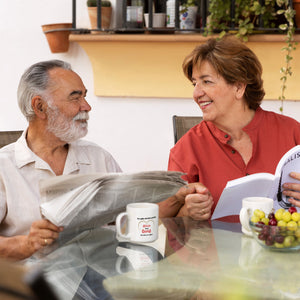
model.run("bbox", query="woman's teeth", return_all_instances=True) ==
[200,101,212,107]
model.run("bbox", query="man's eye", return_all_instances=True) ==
[192,82,196,87]
[70,96,81,101]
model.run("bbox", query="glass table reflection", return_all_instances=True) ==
[27,217,300,300]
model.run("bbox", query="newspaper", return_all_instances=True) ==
[39,171,187,228]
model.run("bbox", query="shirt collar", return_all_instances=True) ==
[15,129,38,168]
[206,106,262,144]
[15,129,91,174]
[64,140,92,173]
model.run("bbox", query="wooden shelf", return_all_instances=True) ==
[69,33,300,100]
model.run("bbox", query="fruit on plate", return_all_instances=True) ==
[250,207,300,249]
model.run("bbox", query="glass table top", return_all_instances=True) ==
[26,217,300,300]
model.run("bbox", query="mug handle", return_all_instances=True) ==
[115,256,126,274]
[239,207,252,234]
[116,212,130,240]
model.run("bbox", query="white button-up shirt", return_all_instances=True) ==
[0,130,122,236]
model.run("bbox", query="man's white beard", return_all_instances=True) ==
[46,104,89,143]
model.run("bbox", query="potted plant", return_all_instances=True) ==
[41,23,73,53]
[87,0,112,30]
[179,0,199,30]
[205,0,278,41]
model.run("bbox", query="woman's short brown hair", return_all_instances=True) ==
[182,35,265,110]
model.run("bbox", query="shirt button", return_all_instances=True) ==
[231,150,236,154]
[224,134,229,138]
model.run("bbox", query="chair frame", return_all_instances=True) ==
[172,115,203,144]
[0,131,23,148]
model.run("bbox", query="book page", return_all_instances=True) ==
[211,173,274,220]
[211,145,300,220]
[272,145,300,210]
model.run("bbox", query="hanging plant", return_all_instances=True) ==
[276,0,297,113]
[204,0,277,41]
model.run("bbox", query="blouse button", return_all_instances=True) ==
[231,150,236,154]
[224,134,229,138]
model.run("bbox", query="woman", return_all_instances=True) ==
[168,35,300,222]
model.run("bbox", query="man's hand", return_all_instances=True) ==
[177,183,214,220]
[25,219,64,254]
[0,219,63,260]
[282,172,300,207]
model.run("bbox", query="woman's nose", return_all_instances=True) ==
[193,83,204,98]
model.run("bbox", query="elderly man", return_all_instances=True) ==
[0,60,212,260]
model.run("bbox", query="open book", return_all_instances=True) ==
[39,171,187,228]
[211,145,300,220]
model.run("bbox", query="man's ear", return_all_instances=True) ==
[31,96,47,119]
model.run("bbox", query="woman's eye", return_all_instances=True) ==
[204,80,213,84]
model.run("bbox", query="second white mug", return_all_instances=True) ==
[239,196,273,236]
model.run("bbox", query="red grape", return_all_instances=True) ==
[269,219,277,226]
[288,207,297,214]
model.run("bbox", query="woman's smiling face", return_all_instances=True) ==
[191,60,241,125]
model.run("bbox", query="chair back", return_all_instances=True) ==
[172,115,202,144]
[0,131,23,148]
[0,258,58,300]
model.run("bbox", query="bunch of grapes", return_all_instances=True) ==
[250,207,300,249]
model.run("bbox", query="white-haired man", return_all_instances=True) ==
[0,60,213,260]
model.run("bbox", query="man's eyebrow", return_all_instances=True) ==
[69,89,87,97]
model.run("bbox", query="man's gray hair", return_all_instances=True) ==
[17,60,72,121]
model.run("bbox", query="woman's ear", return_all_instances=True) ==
[31,96,47,119]
[235,82,247,99]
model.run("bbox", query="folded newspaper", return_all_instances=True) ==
[39,171,187,228]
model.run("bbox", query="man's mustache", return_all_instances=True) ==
[73,112,89,121]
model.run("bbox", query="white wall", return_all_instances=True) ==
[0,0,300,172]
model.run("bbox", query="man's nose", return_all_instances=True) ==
[81,98,92,112]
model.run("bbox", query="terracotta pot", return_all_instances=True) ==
[88,7,112,30]
[42,23,72,53]
[293,0,300,28]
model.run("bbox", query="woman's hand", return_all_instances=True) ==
[282,172,300,207]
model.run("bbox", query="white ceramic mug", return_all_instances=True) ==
[116,203,159,243]
[239,197,273,236]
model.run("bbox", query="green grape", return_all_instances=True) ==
[254,209,265,219]
[275,208,285,221]
[287,220,297,231]
[292,212,300,222]
[251,215,260,223]
[282,211,292,222]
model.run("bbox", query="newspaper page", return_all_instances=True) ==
[39,171,187,228]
